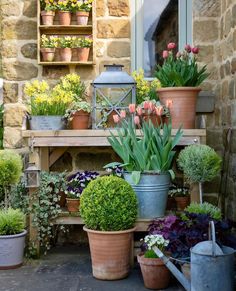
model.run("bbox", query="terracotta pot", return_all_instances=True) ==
[76,11,89,25]
[60,48,72,62]
[41,10,55,25]
[175,196,190,211]
[157,87,201,129]
[71,110,90,129]
[40,48,55,62]
[84,226,135,280]
[137,254,171,289]
[66,198,80,212]
[77,47,90,62]
[58,11,71,25]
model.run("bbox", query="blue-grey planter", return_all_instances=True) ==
[123,172,170,219]
[29,116,66,130]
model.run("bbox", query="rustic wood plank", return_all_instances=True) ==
[49,147,68,167]
[40,148,49,171]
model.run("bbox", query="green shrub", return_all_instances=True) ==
[80,176,138,231]
[0,150,23,186]
[0,208,25,235]
[183,202,222,220]
[177,145,222,183]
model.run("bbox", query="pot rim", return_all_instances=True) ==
[123,171,170,176]
[76,11,89,16]
[157,87,201,92]
[137,253,165,265]
[83,226,136,234]
[0,229,27,239]
[66,197,80,201]
[41,10,55,15]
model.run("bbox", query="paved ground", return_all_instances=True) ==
[0,245,184,291]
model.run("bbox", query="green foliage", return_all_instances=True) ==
[177,145,222,183]
[80,176,138,231]
[11,179,30,215]
[0,104,3,149]
[0,150,22,187]
[144,249,158,258]
[0,208,25,235]
[184,202,222,220]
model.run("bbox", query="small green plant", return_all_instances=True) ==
[141,234,169,258]
[58,36,73,48]
[64,101,91,121]
[0,208,25,235]
[184,202,222,220]
[72,37,93,48]
[40,0,57,11]
[41,34,58,48]
[74,0,93,12]
[80,176,138,231]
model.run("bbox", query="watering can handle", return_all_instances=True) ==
[208,221,216,256]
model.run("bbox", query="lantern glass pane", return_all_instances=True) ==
[26,172,38,187]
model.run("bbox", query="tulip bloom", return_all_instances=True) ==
[176,51,182,58]
[167,42,176,50]
[136,106,143,116]
[148,101,155,111]
[143,101,149,110]
[120,110,126,119]
[129,103,136,113]
[192,47,199,54]
[166,99,173,108]
[113,114,120,123]
[184,44,192,53]
[162,50,169,59]
[134,115,140,125]
[155,106,163,116]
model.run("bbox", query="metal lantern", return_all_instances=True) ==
[24,163,40,188]
[91,64,136,129]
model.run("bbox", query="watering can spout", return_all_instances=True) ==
[153,246,191,291]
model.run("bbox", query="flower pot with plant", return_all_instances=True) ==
[155,43,209,129]
[40,34,58,62]
[72,37,93,62]
[138,234,171,289]
[74,0,93,25]
[169,186,190,211]
[107,105,183,218]
[65,101,91,129]
[58,36,73,62]
[56,0,72,25]
[80,175,138,280]
[40,1,56,25]
[65,171,98,212]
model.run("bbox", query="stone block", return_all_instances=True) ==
[4,104,27,127]
[97,19,130,38]
[107,41,130,58]
[3,127,23,149]
[207,64,219,81]
[221,36,234,61]
[193,20,218,42]
[2,19,37,40]
[198,45,213,63]
[232,4,236,28]
[224,9,232,36]
[231,58,236,74]
[3,82,18,103]
[3,61,38,81]
[225,60,231,76]
[220,65,225,79]
[23,0,37,18]
[96,41,106,57]
[229,130,236,154]
[42,66,70,79]
[96,0,106,17]
[21,43,37,59]
[233,30,236,50]
[1,0,23,17]
[231,103,236,126]
[229,78,235,99]
[107,0,130,17]
[193,0,220,17]
[1,41,18,58]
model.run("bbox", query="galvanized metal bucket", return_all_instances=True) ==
[29,116,66,130]
[123,172,170,219]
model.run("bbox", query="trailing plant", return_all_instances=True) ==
[0,208,25,235]
[64,101,91,121]
[41,34,58,48]
[80,176,138,231]
[183,202,221,220]
[10,178,30,215]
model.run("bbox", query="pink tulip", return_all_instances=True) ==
[136,106,143,116]
[155,106,163,116]
[176,51,182,58]
[113,114,120,123]
[165,99,173,108]
[129,103,136,113]
[120,110,126,119]
[134,115,140,125]
[148,101,155,112]
[162,50,169,59]
[184,44,192,53]
[192,46,199,54]
[167,42,176,50]
[143,101,149,110]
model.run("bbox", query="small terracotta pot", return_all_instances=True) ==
[66,198,80,212]
[60,48,72,62]
[76,11,89,25]
[137,253,171,289]
[58,11,71,25]
[157,87,201,129]
[41,48,55,62]
[41,10,55,25]
[77,47,90,62]
[175,196,190,211]
[71,110,90,129]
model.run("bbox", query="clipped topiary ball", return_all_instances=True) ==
[80,176,138,231]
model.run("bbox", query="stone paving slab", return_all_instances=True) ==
[0,245,184,291]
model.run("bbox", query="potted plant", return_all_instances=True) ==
[177,144,222,204]
[72,37,93,62]
[80,175,138,280]
[137,234,171,289]
[40,34,58,62]
[56,0,72,25]
[65,171,98,212]
[169,186,190,211]
[65,101,91,129]
[108,105,183,218]
[155,43,209,129]
[74,0,93,25]
[40,0,56,25]
[58,36,73,62]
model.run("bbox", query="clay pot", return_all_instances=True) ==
[60,48,72,62]
[66,198,80,212]
[77,47,90,62]
[76,11,89,25]
[175,196,190,211]
[137,254,171,289]
[58,11,71,25]
[71,110,90,129]
[157,87,201,129]
[41,10,55,25]
[84,226,135,280]
[40,48,55,62]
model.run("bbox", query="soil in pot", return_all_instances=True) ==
[76,11,89,25]
[175,196,190,211]
[71,110,90,129]
[66,198,80,212]
[41,11,55,25]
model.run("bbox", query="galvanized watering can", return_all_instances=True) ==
[153,221,235,291]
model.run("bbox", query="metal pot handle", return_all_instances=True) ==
[208,221,216,256]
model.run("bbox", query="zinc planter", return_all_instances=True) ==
[29,116,66,130]
[123,172,170,219]
[0,230,27,270]
[83,226,135,280]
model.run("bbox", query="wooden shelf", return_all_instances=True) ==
[39,25,92,34]
[38,61,94,66]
